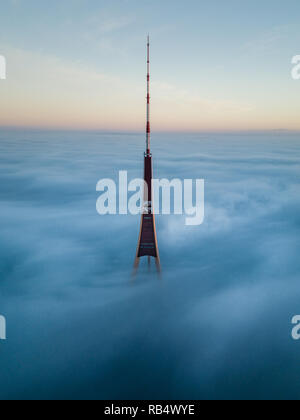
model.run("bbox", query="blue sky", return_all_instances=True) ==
[0,0,300,130]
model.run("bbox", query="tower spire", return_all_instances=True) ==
[133,36,161,276]
[146,35,151,156]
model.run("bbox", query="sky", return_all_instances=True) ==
[0,0,300,131]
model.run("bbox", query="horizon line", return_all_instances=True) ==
[0,126,299,135]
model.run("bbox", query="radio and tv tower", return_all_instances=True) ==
[134,36,161,274]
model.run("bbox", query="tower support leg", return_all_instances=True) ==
[155,257,161,274]
[132,257,140,277]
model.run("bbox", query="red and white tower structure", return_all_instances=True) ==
[134,36,161,274]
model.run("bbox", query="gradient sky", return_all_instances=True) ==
[0,0,300,131]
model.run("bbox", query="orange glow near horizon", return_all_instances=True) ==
[0,45,300,132]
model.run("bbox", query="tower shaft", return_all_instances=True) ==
[134,37,161,275]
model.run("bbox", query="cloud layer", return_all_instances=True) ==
[0,130,300,399]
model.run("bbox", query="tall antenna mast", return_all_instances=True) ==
[133,35,161,276]
[146,35,151,156]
